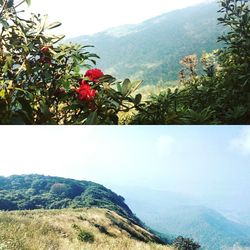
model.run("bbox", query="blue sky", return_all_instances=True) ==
[24,0,209,38]
[0,126,250,199]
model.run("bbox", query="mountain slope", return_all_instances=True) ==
[113,187,250,250]
[0,208,174,250]
[140,206,250,250]
[0,175,136,222]
[70,1,222,84]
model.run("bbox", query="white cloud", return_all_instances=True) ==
[156,135,175,157]
[230,127,250,155]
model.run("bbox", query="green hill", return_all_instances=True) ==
[0,175,177,250]
[70,1,222,85]
[0,175,137,223]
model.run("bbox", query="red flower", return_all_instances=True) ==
[84,68,104,83]
[76,81,96,102]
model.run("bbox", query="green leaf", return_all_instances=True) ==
[99,75,116,84]
[110,100,120,109]
[134,94,142,105]
[39,101,49,116]
[116,82,122,93]
[85,111,98,125]
[122,79,132,96]
[131,80,143,92]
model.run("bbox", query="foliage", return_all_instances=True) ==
[131,0,250,125]
[0,0,142,124]
[0,174,138,222]
[1,0,249,124]
[173,236,200,250]
[76,228,95,243]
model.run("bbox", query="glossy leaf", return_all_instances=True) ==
[85,111,98,125]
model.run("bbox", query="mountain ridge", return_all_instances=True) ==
[69,1,222,84]
[114,186,250,250]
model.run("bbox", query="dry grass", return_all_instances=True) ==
[0,208,174,250]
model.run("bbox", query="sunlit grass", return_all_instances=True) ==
[0,208,174,250]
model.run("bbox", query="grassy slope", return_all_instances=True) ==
[0,208,174,250]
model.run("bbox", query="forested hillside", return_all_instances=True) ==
[0,175,203,249]
[70,2,221,84]
[0,175,136,222]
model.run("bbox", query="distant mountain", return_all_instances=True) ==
[140,206,250,250]
[113,186,250,250]
[0,208,174,250]
[0,175,137,223]
[69,1,222,85]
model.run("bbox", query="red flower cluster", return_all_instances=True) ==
[84,68,104,83]
[76,80,96,102]
[76,68,104,102]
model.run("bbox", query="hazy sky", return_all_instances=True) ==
[24,0,208,38]
[1,126,250,199]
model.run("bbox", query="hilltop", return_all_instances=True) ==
[70,1,221,85]
[0,175,176,249]
[0,175,137,223]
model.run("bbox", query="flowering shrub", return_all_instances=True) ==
[0,1,142,124]
[1,0,248,125]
